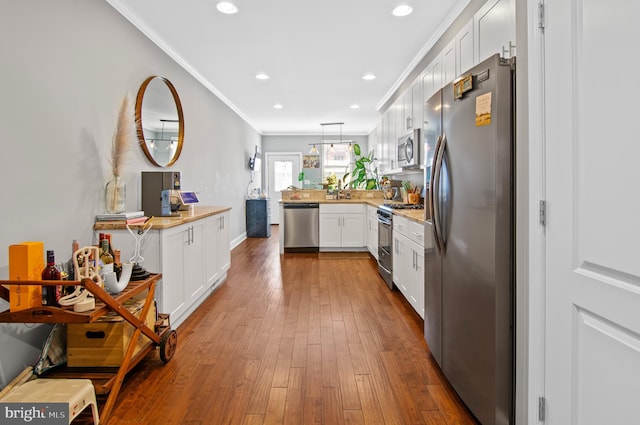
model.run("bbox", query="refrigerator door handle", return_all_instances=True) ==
[429,134,443,253]
[437,134,448,250]
[431,134,447,253]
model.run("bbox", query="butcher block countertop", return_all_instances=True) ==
[94,206,231,230]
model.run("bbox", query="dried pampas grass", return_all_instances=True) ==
[110,94,134,178]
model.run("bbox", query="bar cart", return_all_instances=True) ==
[0,274,177,424]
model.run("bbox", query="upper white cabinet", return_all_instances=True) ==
[474,0,516,63]
[442,39,457,86]
[411,77,422,136]
[422,53,443,106]
[456,20,475,76]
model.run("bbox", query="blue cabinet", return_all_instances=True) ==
[246,199,271,238]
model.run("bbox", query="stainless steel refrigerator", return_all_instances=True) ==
[423,53,515,425]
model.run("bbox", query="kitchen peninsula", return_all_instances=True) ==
[94,206,231,328]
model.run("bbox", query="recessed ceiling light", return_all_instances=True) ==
[273,104,283,109]
[255,73,269,80]
[217,2,238,14]
[350,104,360,109]
[392,4,413,17]
[362,73,376,80]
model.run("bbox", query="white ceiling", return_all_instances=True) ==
[107,0,469,136]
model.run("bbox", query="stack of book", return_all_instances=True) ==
[95,211,148,224]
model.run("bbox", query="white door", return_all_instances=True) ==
[543,1,640,423]
[265,153,301,224]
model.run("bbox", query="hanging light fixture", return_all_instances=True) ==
[309,144,318,154]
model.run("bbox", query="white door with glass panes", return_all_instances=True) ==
[266,153,301,224]
[537,1,640,424]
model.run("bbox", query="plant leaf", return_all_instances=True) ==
[366,179,377,190]
[353,143,361,156]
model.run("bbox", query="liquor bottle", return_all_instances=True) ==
[41,250,61,306]
[105,233,116,259]
[113,249,122,280]
[100,239,114,276]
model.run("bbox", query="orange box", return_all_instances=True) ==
[8,242,44,311]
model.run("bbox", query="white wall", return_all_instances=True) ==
[0,0,260,386]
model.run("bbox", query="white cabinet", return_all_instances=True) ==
[205,211,230,289]
[411,77,422,136]
[442,39,457,86]
[319,204,365,250]
[102,209,231,328]
[392,215,425,318]
[456,19,475,76]
[474,0,516,63]
[422,53,443,104]
[366,205,378,259]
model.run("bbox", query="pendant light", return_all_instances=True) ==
[309,144,318,154]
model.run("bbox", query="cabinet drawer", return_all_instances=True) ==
[320,203,364,214]
[407,220,425,247]
[393,215,409,238]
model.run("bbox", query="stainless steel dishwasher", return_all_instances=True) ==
[283,203,319,252]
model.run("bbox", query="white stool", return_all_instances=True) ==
[1,379,99,424]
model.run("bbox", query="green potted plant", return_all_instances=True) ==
[343,144,379,190]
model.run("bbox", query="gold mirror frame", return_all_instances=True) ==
[135,76,184,167]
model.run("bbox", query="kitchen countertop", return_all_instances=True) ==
[94,206,232,230]
[279,198,426,223]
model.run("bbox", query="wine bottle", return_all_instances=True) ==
[105,233,116,259]
[41,250,61,306]
[100,239,114,276]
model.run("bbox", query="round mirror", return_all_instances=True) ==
[135,76,184,167]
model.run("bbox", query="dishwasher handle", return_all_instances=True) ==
[283,203,319,209]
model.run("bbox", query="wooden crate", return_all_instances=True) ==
[67,300,156,367]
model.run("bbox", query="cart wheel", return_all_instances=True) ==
[159,329,177,363]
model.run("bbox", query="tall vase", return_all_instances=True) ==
[105,175,126,213]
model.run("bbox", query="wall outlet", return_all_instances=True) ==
[366,193,374,198]
[303,193,310,198]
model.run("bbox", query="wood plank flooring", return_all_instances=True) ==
[75,226,478,424]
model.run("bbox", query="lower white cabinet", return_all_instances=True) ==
[205,211,231,288]
[366,205,378,259]
[392,216,425,318]
[103,208,231,328]
[319,204,365,250]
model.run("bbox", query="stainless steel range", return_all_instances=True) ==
[377,202,426,289]
[376,205,393,289]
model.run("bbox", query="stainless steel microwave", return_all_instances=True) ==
[397,128,420,169]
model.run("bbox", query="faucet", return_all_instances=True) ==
[336,179,342,199]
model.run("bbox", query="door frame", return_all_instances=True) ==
[516,0,546,423]
[264,152,302,224]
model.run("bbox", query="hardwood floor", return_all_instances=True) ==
[76,226,478,425]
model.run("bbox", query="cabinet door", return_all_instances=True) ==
[366,207,378,259]
[184,221,205,303]
[456,19,475,75]
[442,38,457,86]
[161,226,187,319]
[473,0,516,63]
[407,239,425,319]
[216,212,231,275]
[393,234,409,296]
[341,214,365,248]
[319,214,341,247]
[205,214,219,285]
[411,78,422,140]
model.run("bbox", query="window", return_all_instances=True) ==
[322,141,353,184]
